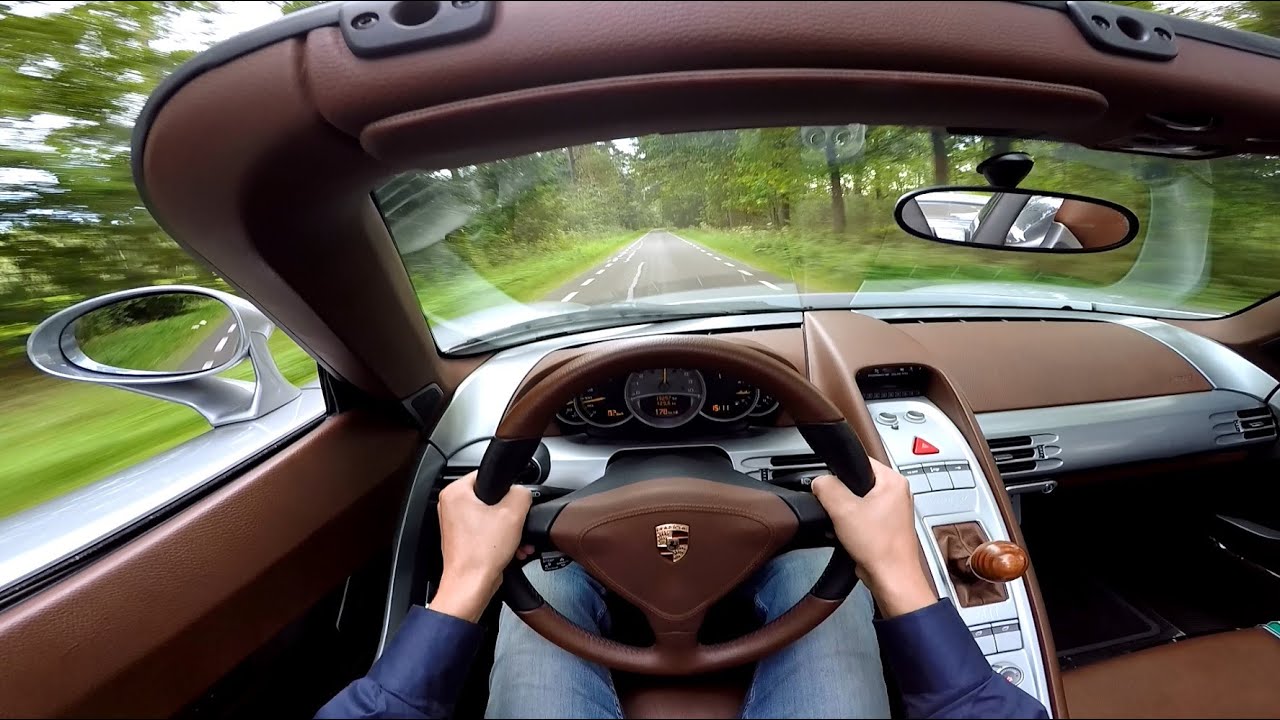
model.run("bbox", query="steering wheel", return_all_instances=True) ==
[473,336,875,675]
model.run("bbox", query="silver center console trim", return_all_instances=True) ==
[867,397,1052,711]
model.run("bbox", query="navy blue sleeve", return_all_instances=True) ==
[875,599,1049,719]
[316,606,484,719]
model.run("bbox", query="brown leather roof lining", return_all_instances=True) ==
[899,320,1210,412]
[141,1,1280,400]
[802,310,1066,716]
[361,69,1106,169]
[0,413,417,717]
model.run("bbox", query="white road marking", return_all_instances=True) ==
[626,261,646,302]
[738,269,754,277]
[759,280,783,292]
[723,262,735,268]
[214,336,229,353]
[606,263,614,268]
[561,291,578,302]
[713,256,721,261]
[581,278,595,286]
[227,324,237,334]
[201,360,214,370]
[595,269,606,276]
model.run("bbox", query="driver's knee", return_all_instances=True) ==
[519,560,610,630]
[750,548,834,620]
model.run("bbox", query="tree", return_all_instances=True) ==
[930,130,950,184]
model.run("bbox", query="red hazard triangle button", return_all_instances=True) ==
[912,437,940,455]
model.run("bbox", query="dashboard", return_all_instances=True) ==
[555,368,780,434]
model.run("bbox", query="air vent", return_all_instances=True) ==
[984,434,1062,480]
[1210,406,1277,446]
[987,435,1034,451]
[770,453,823,467]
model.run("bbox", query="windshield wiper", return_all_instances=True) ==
[445,301,796,354]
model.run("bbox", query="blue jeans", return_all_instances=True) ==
[486,548,890,719]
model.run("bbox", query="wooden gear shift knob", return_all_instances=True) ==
[967,540,1029,583]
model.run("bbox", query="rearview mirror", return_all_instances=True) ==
[894,187,1139,253]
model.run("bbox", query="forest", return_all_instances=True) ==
[2,0,1280,518]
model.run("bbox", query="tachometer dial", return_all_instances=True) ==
[625,368,705,428]
[701,372,760,423]
[750,390,780,417]
[574,377,632,427]
[557,399,586,426]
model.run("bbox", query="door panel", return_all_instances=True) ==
[0,411,416,718]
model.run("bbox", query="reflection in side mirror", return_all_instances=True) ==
[63,294,242,375]
[894,187,1138,253]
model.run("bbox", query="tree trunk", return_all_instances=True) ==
[930,131,950,184]
[566,146,577,182]
[828,163,846,235]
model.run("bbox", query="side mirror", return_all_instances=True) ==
[895,187,1139,253]
[27,285,301,426]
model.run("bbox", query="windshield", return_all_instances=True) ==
[375,126,1280,353]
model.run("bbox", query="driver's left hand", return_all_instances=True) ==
[430,471,533,622]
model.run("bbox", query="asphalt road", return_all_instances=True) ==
[545,230,788,304]
[181,315,241,372]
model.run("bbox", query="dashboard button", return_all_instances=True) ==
[900,465,931,495]
[913,437,940,455]
[994,622,1023,652]
[904,410,926,423]
[971,625,998,655]
[876,411,899,427]
[946,461,977,489]
[992,662,1023,685]
[924,463,953,491]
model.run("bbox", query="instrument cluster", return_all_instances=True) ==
[556,368,779,433]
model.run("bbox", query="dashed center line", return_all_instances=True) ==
[723,262,735,268]
[561,291,579,302]
[759,280,783,292]
[201,360,214,370]
[595,269,606,276]
[227,324,237,334]
[214,336,229,353]
[738,269,754,277]
[626,261,646,302]
[581,278,595,286]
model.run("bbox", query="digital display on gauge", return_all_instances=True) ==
[625,368,705,428]
[702,372,760,422]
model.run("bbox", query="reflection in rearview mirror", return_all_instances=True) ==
[895,188,1137,253]
[64,293,240,374]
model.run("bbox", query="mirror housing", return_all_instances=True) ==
[895,186,1139,253]
[27,285,301,426]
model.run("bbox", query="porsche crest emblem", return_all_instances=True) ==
[655,523,689,563]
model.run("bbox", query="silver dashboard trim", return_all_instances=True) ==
[0,386,326,595]
[977,390,1273,479]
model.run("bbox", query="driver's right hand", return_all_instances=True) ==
[811,459,938,618]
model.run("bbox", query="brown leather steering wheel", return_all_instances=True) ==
[473,336,875,675]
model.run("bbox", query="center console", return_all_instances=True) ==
[866,394,1051,705]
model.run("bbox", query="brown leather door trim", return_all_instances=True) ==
[0,412,418,718]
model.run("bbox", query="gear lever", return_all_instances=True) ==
[932,522,1028,607]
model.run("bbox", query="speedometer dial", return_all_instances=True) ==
[701,372,759,423]
[575,377,632,427]
[625,368,705,428]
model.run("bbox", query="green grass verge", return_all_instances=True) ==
[0,331,317,520]
[410,232,639,321]
[77,304,228,371]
